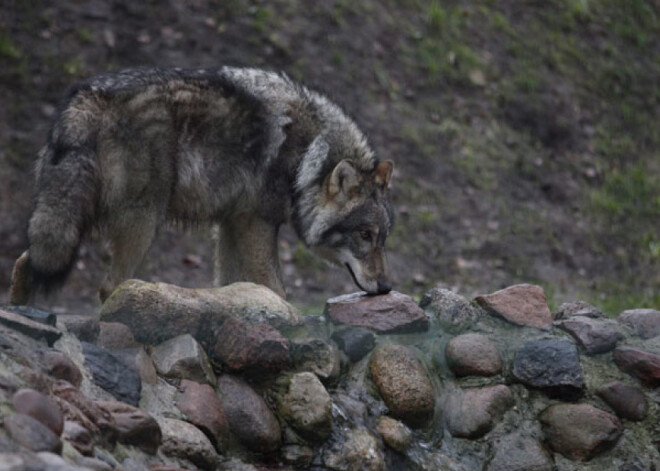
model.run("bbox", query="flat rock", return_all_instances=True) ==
[419,287,481,331]
[539,403,622,462]
[59,315,100,343]
[210,317,290,373]
[97,401,161,454]
[596,381,648,421]
[99,280,301,346]
[554,301,605,319]
[557,316,624,354]
[512,339,584,399]
[612,347,660,387]
[97,322,139,350]
[0,308,62,346]
[331,327,376,362]
[445,333,503,377]
[176,379,230,452]
[369,344,435,428]
[375,416,412,453]
[159,418,218,470]
[277,372,332,441]
[618,309,660,339]
[291,338,340,382]
[216,375,281,453]
[12,388,64,435]
[475,284,552,329]
[445,385,514,439]
[3,305,57,326]
[486,433,554,471]
[81,342,141,406]
[5,413,62,453]
[151,334,216,385]
[325,291,429,334]
[41,350,83,388]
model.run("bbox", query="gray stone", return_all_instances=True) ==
[151,334,216,385]
[12,388,64,435]
[475,284,552,329]
[331,327,375,362]
[539,403,622,462]
[115,348,158,385]
[445,333,502,377]
[557,316,623,354]
[554,301,605,319]
[96,322,139,350]
[291,338,340,382]
[159,418,218,470]
[59,315,100,343]
[323,427,385,471]
[216,375,281,453]
[278,372,332,441]
[375,416,412,453]
[445,385,514,439]
[486,433,554,471]
[618,309,660,339]
[81,342,141,406]
[419,287,481,331]
[512,339,583,399]
[325,291,429,334]
[97,401,161,454]
[5,413,62,453]
[3,306,56,326]
[0,308,62,346]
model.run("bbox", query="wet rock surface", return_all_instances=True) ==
[556,315,624,354]
[325,291,429,333]
[1,282,660,470]
[475,284,552,329]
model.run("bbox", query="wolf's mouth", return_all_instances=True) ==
[345,262,368,293]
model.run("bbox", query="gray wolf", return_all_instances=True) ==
[9,66,394,304]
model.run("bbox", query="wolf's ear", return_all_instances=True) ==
[375,160,394,189]
[328,160,360,198]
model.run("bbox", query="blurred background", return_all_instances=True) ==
[0,0,658,315]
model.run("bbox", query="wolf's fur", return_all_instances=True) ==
[10,66,394,303]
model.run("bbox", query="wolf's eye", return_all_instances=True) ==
[359,230,372,242]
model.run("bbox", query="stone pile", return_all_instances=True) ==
[0,281,658,470]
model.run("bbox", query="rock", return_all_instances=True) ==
[79,456,114,470]
[331,327,376,362]
[151,334,216,385]
[374,416,412,453]
[512,339,584,399]
[475,284,552,329]
[36,452,89,470]
[59,315,100,343]
[96,322,139,350]
[554,301,605,319]
[41,350,83,388]
[419,287,481,331]
[210,317,290,373]
[4,305,57,326]
[612,347,660,387]
[369,345,435,428]
[97,401,161,454]
[12,388,64,435]
[596,381,648,421]
[0,308,62,346]
[486,433,554,471]
[176,379,230,452]
[556,316,624,354]
[63,420,94,456]
[281,445,314,467]
[444,385,514,439]
[445,333,503,377]
[159,418,218,470]
[115,348,158,385]
[81,342,141,406]
[325,291,429,334]
[539,403,622,461]
[618,309,660,339]
[100,280,302,346]
[291,338,340,382]
[323,427,385,471]
[216,375,281,453]
[278,372,332,441]
[51,380,118,443]
[5,413,62,453]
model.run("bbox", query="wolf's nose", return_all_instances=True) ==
[377,280,392,294]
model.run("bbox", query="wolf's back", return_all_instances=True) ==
[27,91,100,293]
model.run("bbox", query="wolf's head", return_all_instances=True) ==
[303,159,395,294]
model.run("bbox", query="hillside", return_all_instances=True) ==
[1,0,659,314]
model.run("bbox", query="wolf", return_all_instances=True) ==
[9,66,394,304]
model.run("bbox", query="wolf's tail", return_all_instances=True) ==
[27,136,98,294]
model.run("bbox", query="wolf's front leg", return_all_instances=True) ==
[213,215,285,298]
[9,251,32,305]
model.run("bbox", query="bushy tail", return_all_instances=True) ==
[27,142,98,293]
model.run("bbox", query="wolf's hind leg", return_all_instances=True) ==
[214,215,285,298]
[9,251,32,305]
[99,211,158,302]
